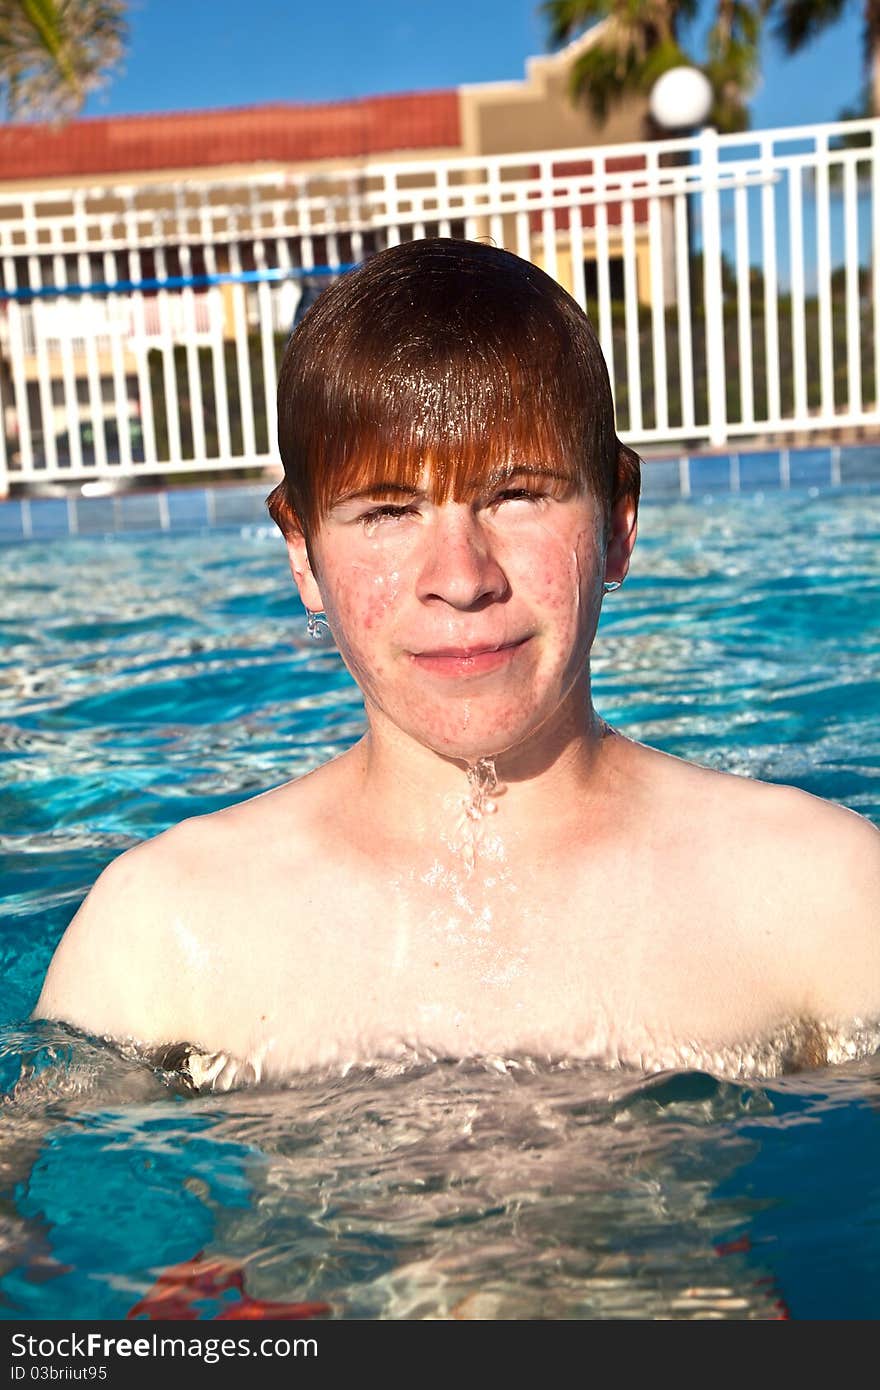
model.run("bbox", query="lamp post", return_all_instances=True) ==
[649,66,713,135]
[649,67,725,446]
[647,64,714,276]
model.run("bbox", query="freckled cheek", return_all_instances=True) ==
[515,537,592,621]
[319,569,402,689]
[323,566,396,632]
[357,597,385,633]
[537,569,576,608]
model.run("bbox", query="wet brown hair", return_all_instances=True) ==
[267,238,639,542]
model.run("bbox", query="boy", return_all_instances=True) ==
[35,239,880,1085]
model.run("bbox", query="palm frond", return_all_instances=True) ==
[543,0,699,51]
[771,0,850,54]
[0,0,127,123]
[541,0,615,47]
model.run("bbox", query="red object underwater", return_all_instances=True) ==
[127,1251,331,1321]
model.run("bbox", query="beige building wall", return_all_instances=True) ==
[459,32,648,158]
[458,29,655,304]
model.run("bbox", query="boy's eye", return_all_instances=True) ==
[491,488,545,506]
[359,504,416,524]
[355,489,552,525]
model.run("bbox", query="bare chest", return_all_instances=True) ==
[188,841,782,1073]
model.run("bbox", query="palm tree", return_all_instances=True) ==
[0,0,127,122]
[542,0,768,131]
[773,0,880,115]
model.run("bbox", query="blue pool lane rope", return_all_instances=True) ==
[0,262,360,301]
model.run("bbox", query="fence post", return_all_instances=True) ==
[0,402,8,499]
[700,126,727,447]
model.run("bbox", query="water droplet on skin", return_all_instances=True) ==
[466,756,499,805]
[449,757,505,874]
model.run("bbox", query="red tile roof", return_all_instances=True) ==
[0,90,461,182]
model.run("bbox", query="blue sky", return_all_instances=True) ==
[84,0,863,133]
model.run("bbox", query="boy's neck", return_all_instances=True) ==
[345,679,619,856]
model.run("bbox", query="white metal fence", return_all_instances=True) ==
[0,116,878,492]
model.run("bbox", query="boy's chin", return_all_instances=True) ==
[417,700,580,772]
[423,727,527,769]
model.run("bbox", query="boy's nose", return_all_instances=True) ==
[416,505,508,609]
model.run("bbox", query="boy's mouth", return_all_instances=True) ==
[410,637,531,676]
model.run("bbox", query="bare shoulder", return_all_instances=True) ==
[33,815,221,1045]
[620,734,877,859]
[33,763,338,1048]
[748,779,880,1018]
[706,767,880,920]
[626,739,880,1017]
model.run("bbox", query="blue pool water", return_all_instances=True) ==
[1,484,879,1319]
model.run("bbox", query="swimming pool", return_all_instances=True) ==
[1,483,879,1318]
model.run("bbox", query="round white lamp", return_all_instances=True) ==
[649,66,713,131]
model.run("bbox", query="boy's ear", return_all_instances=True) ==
[267,481,324,612]
[285,529,324,614]
[604,491,638,587]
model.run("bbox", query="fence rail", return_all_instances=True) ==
[0,116,878,492]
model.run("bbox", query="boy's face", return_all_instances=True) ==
[286,464,636,765]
